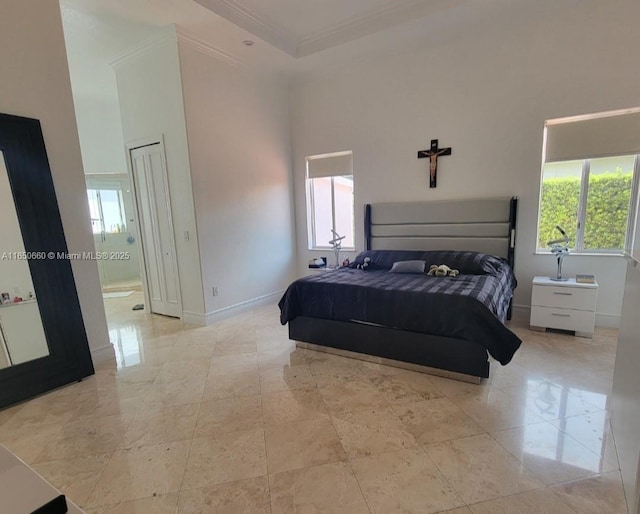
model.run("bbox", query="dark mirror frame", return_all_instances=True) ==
[0,112,94,408]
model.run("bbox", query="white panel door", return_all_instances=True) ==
[130,144,181,318]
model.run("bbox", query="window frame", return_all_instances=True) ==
[536,154,640,254]
[305,161,355,251]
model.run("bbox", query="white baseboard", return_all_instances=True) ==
[511,304,531,322]
[91,343,115,365]
[512,304,620,329]
[205,290,284,325]
[182,310,207,326]
[595,313,620,329]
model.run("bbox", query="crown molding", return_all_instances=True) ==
[193,0,298,57]
[175,28,244,68]
[109,27,177,69]
[297,0,442,57]
[194,0,451,58]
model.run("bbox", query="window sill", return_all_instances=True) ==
[535,251,625,257]
[308,247,356,252]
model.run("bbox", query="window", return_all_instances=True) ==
[306,151,354,250]
[537,110,640,253]
[86,178,130,235]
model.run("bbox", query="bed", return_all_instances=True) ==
[279,196,520,383]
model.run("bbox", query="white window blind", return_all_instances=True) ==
[545,110,640,163]
[306,151,353,178]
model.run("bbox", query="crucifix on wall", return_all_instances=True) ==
[417,139,452,188]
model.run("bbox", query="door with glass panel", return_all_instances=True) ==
[86,175,141,290]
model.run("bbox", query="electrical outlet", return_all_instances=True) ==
[212,286,219,296]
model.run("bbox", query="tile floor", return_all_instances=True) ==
[0,291,629,513]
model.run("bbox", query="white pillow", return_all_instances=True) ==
[389,260,426,274]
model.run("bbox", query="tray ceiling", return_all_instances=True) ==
[193,0,458,57]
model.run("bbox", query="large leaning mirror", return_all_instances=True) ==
[0,154,49,369]
[0,113,94,408]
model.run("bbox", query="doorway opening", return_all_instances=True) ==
[86,173,142,295]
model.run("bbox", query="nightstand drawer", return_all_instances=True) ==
[532,285,597,311]
[530,306,595,333]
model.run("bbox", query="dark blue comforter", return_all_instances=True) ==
[278,250,522,365]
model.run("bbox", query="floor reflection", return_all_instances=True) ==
[523,379,608,473]
[110,326,143,369]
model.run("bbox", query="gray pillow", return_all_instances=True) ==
[389,260,426,274]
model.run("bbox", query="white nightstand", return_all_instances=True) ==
[530,276,598,338]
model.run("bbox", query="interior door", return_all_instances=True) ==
[130,144,181,318]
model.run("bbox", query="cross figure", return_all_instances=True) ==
[417,139,452,188]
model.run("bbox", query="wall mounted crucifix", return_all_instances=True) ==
[417,139,452,188]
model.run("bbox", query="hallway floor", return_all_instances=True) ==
[0,295,628,513]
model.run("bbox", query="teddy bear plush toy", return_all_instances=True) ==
[356,257,372,270]
[427,264,459,277]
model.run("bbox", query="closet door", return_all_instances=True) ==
[129,144,181,318]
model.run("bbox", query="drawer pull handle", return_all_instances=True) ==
[552,313,571,317]
[553,292,573,296]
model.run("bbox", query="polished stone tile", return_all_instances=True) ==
[177,476,270,513]
[259,364,316,393]
[202,369,261,400]
[0,390,96,431]
[149,374,206,407]
[156,358,210,381]
[0,403,23,429]
[351,447,464,514]
[549,471,628,514]
[0,298,624,512]
[256,336,295,354]
[209,352,258,374]
[269,461,369,513]
[491,421,617,485]
[84,493,179,514]
[34,413,133,462]
[450,388,545,432]
[213,337,258,356]
[264,417,346,474]
[427,374,489,398]
[262,387,327,426]
[369,368,444,405]
[331,406,418,458]
[257,347,309,370]
[195,395,263,437]
[166,340,217,362]
[182,428,267,489]
[551,410,618,467]
[394,397,484,444]
[468,488,577,513]
[425,433,544,504]
[318,379,390,414]
[0,422,64,464]
[86,440,190,507]
[122,403,199,447]
[523,380,605,422]
[32,453,111,506]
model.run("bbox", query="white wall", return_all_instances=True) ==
[612,258,640,514]
[177,41,296,320]
[0,0,111,361]
[73,93,128,173]
[113,27,205,322]
[290,1,640,325]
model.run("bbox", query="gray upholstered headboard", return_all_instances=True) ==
[365,196,517,268]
